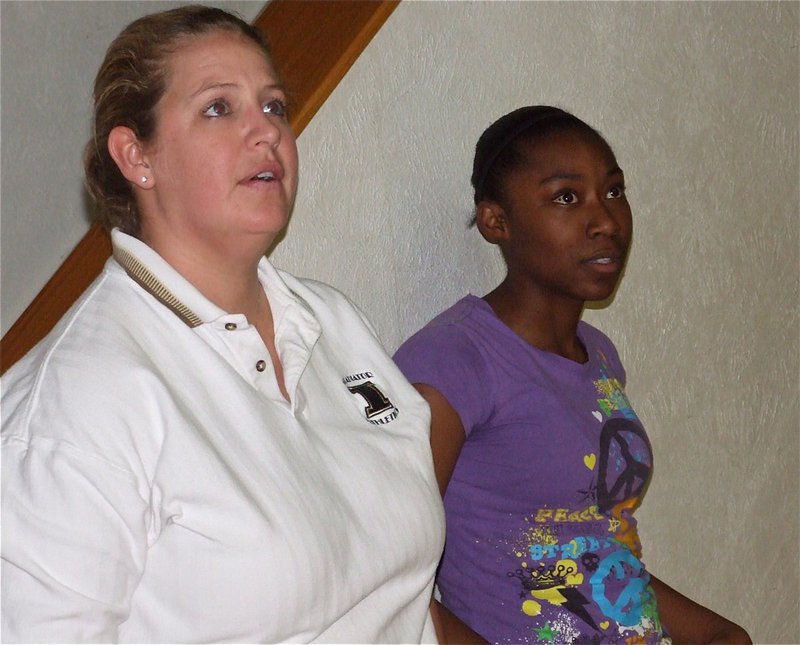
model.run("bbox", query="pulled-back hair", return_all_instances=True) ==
[471,106,612,213]
[84,5,271,236]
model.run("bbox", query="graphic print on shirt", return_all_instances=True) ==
[593,349,637,420]
[504,349,661,643]
[343,371,399,425]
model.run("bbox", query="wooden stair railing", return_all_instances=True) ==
[0,0,399,375]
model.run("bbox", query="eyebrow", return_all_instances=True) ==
[191,81,285,99]
[539,166,624,185]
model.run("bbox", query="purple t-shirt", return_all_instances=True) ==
[394,296,665,644]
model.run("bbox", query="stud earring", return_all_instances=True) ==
[141,176,148,183]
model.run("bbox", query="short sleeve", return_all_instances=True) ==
[1,434,150,643]
[394,324,493,436]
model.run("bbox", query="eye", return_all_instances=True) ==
[606,185,626,199]
[553,191,579,205]
[263,98,288,118]
[202,99,231,118]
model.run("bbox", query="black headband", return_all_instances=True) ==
[472,106,580,204]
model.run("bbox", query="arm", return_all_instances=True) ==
[649,574,751,644]
[430,597,488,644]
[416,384,487,643]
[1,437,148,642]
[414,383,467,496]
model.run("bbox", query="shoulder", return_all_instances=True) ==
[422,295,484,328]
[399,296,486,347]
[1,265,170,475]
[278,270,344,302]
[394,297,497,433]
[273,268,403,371]
[393,297,490,395]
[5,259,176,385]
[276,270,369,324]
[579,320,627,380]
[394,296,487,371]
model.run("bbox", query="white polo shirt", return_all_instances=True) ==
[1,229,445,643]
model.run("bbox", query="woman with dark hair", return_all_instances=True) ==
[394,106,750,644]
[1,6,445,642]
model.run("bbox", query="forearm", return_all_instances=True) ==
[650,574,751,644]
[430,598,488,644]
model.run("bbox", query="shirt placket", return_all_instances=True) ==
[213,314,286,402]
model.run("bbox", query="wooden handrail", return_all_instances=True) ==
[257,1,399,136]
[0,0,399,375]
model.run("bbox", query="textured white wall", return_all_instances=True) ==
[2,1,798,642]
[272,2,799,642]
[0,0,263,335]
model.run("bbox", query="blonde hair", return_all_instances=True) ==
[83,5,271,236]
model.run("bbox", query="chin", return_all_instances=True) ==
[583,288,618,304]
[242,211,289,234]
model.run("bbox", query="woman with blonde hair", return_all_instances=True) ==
[1,6,446,642]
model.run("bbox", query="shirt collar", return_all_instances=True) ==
[111,228,301,328]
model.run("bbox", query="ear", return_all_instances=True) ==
[475,200,510,245]
[107,126,154,189]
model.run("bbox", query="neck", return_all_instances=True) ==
[140,225,289,400]
[483,278,587,363]
[141,225,273,317]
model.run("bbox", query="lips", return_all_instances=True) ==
[583,247,625,262]
[582,248,627,272]
[242,162,283,185]
[585,256,619,266]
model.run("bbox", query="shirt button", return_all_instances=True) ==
[224,322,237,331]
[256,360,267,372]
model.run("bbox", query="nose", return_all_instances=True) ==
[587,198,621,238]
[248,107,281,149]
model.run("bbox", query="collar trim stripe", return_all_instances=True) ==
[113,246,203,328]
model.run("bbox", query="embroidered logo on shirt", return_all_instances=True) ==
[343,371,399,425]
